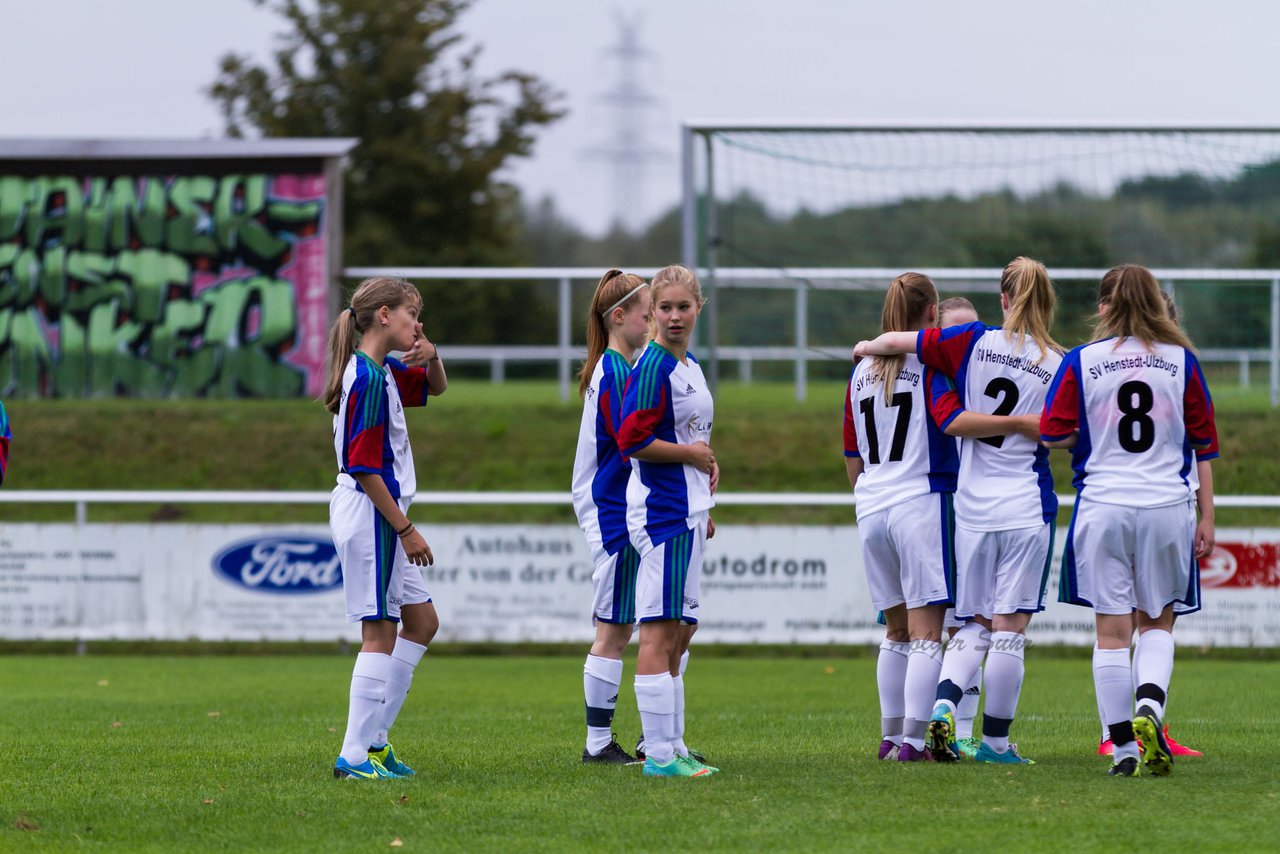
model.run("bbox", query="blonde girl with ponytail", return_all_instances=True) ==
[570,269,651,764]
[1042,264,1218,777]
[325,276,447,781]
[854,257,1061,765]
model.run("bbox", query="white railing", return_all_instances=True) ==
[4,489,1279,525]
[344,266,1280,405]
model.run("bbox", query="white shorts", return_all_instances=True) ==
[591,543,641,624]
[953,523,1054,620]
[860,492,955,611]
[330,486,432,623]
[636,515,705,624]
[1061,497,1197,618]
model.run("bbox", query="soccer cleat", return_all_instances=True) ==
[956,737,982,760]
[972,742,1035,765]
[333,755,396,780]
[877,739,900,760]
[1164,727,1202,758]
[896,743,933,762]
[1132,708,1173,777]
[678,753,719,775]
[926,704,958,762]
[582,736,640,765]
[642,756,713,778]
[1097,738,1114,756]
[1108,756,1140,777]
[369,743,415,777]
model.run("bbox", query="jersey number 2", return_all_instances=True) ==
[859,393,912,464]
[977,378,1020,448]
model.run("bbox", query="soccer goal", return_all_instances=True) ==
[679,121,1280,404]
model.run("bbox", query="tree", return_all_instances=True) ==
[208,0,565,339]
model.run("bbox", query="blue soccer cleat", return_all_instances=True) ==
[972,742,1035,765]
[642,756,714,778]
[369,743,415,777]
[334,755,397,780]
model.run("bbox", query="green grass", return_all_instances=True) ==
[2,378,1277,527]
[3,653,1278,851]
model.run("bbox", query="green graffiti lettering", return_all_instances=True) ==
[115,249,191,325]
[0,177,29,241]
[106,177,167,250]
[86,299,161,397]
[0,247,40,310]
[167,176,218,256]
[65,252,127,315]
[0,308,54,397]
[199,276,304,396]
[216,175,284,262]
[38,245,66,312]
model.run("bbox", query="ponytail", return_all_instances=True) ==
[1094,265,1197,353]
[578,269,648,399]
[1000,256,1061,362]
[323,276,423,414]
[873,272,937,402]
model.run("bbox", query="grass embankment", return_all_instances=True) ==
[1,376,1277,526]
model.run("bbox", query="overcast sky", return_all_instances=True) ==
[3,0,1279,236]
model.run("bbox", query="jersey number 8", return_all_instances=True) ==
[1117,380,1155,453]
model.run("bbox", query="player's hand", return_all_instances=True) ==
[402,529,435,566]
[402,324,438,367]
[687,441,715,474]
[1194,518,1215,560]
[852,340,873,360]
[709,460,720,494]
[707,516,716,540]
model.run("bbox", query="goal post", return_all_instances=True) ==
[681,121,1280,405]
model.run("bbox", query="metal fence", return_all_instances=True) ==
[345,266,1280,405]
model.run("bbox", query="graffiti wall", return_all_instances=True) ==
[0,173,330,398]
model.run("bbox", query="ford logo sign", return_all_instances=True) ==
[212,534,343,595]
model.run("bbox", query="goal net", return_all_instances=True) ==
[681,123,1280,388]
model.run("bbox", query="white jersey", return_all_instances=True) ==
[918,322,1062,530]
[618,343,715,552]
[843,354,959,520]
[333,352,429,499]
[1042,338,1219,507]
[570,349,633,558]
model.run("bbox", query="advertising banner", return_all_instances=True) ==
[0,523,1277,646]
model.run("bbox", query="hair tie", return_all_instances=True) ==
[601,281,648,318]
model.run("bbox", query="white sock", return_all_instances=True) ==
[372,637,426,749]
[1133,629,1174,720]
[679,649,690,676]
[671,673,688,757]
[876,639,910,744]
[903,640,944,751]
[1093,644,1138,760]
[982,632,1026,753]
[1096,679,1110,743]
[340,652,391,765]
[955,664,982,740]
[584,654,624,755]
[935,622,990,715]
[634,673,676,765]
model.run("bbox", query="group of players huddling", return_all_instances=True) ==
[324,258,1214,781]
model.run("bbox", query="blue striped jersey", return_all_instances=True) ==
[571,349,634,557]
[333,352,429,499]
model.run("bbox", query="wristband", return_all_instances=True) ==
[395,521,413,536]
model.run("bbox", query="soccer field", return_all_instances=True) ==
[4,654,1278,852]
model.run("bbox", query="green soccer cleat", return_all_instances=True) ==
[369,743,415,777]
[1132,708,1173,777]
[926,704,959,762]
[1108,756,1140,777]
[956,736,982,760]
[678,753,719,775]
[334,755,397,780]
[642,755,714,778]
[972,742,1035,765]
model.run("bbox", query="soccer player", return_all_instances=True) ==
[855,257,1059,765]
[938,297,979,328]
[571,269,651,765]
[324,276,448,781]
[1044,265,1218,777]
[618,264,719,779]
[1094,289,1204,759]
